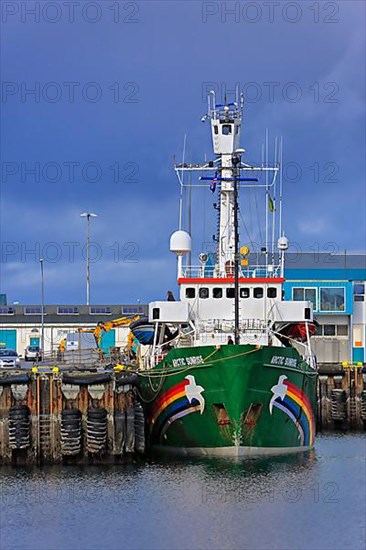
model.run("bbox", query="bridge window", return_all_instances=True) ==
[214,125,218,135]
[253,287,264,299]
[240,288,250,298]
[222,124,232,135]
[199,288,209,299]
[185,288,196,299]
[226,288,235,298]
[213,288,222,298]
[267,287,277,298]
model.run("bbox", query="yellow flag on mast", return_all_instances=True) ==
[268,196,275,213]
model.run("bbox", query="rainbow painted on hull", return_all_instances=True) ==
[273,380,315,446]
[150,380,202,440]
[140,344,317,455]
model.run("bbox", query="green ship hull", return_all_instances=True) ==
[139,344,317,457]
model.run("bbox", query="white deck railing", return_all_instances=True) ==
[180,264,282,279]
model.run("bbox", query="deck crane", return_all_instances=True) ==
[77,315,140,349]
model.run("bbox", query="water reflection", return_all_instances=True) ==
[0,435,365,550]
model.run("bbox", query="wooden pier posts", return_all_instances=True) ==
[0,370,145,465]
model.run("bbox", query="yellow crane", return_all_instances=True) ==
[77,315,140,349]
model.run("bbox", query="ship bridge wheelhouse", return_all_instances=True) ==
[179,276,283,322]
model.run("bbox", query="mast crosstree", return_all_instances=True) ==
[174,90,282,280]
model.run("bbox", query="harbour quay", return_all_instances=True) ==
[0,254,365,463]
[0,368,145,465]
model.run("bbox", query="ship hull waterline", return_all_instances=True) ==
[138,344,317,457]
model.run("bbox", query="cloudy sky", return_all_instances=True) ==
[1,0,365,305]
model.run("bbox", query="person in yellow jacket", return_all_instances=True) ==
[58,338,66,362]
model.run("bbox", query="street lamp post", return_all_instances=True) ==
[40,258,44,356]
[80,212,98,305]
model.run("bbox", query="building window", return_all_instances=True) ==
[320,287,345,312]
[213,288,223,298]
[316,324,348,337]
[292,287,317,309]
[253,287,264,299]
[0,307,14,315]
[122,306,144,315]
[354,283,365,302]
[185,288,196,299]
[267,287,277,298]
[199,288,209,299]
[323,324,336,336]
[315,325,323,336]
[337,325,348,336]
[226,288,235,298]
[89,307,112,315]
[24,307,42,315]
[240,288,250,298]
[354,283,365,295]
[222,124,232,135]
[57,307,79,315]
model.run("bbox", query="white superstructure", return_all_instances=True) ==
[141,92,316,365]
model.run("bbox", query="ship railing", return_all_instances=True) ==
[270,329,317,370]
[196,318,269,334]
[194,318,270,345]
[181,265,282,279]
[144,326,196,368]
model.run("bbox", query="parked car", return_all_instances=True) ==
[24,345,42,362]
[0,348,21,369]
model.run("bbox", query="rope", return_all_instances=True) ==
[137,345,260,379]
[136,346,261,402]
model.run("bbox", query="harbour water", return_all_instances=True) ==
[0,433,365,550]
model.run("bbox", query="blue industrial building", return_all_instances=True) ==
[284,254,366,364]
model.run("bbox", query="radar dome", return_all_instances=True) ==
[170,230,191,254]
[278,236,289,250]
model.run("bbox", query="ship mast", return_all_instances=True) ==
[173,90,282,293]
[207,90,244,274]
[232,152,240,344]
